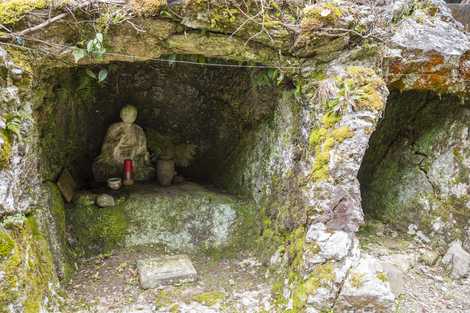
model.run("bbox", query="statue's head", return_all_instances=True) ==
[120,105,138,124]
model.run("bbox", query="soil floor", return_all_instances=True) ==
[360,223,470,313]
[63,245,273,313]
[63,225,470,313]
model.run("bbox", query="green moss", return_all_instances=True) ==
[0,131,12,170]
[130,0,167,16]
[321,112,341,129]
[68,200,128,255]
[155,290,173,308]
[0,229,14,259]
[309,123,352,182]
[337,66,386,112]
[48,183,66,239]
[192,291,225,306]
[291,262,335,312]
[302,3,343,29]
[0,0,48,25]
[0,215,55,312]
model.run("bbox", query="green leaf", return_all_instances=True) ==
[168,54,177,67]
[98,69,108,82]
[86,69,97,79]
[87,40,94,53]
[72,48,87,63]
[96,32,104,42]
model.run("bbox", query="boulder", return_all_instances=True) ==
[335,254,395,312]
[442,240,470,279]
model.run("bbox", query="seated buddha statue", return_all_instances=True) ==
[92,105,155,182]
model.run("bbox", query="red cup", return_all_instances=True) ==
[123,159,134,186]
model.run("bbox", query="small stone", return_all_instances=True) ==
[419,250,440,266]
[380,262,405,296]
[416,231,430,244]
[407,224,417,235]
[442,240,470,279]
[336,254,395,313]
[96,194,115,207]
[137,255,197,289]
[57,169,76,203]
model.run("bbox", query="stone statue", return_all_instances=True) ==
[93,105,155,182]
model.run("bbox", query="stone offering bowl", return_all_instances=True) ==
[107,177,122,190]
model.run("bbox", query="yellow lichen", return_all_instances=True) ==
[376,271,388,283]
[0,131,12,170]
[332,126,353,143]
[0,0,48,25]
[350,272,365,288]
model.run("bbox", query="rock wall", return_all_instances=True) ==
[361,91,470,245]
[0,0,470,312]
[0,49,68,312]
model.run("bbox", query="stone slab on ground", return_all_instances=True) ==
[137,254,197,289]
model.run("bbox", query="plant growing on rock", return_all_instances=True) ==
[147,129,197,167]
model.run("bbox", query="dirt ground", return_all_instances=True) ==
[64,225,470,313]
[63,245,273,313]
[359,224,470,313]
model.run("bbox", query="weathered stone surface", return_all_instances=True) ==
[1,1,470,312]
[137,255,197,289]
[96,194,115,208]
[69,182,257,253]
[442,240,470,279]
[124,183,255,251]
[360,91,470,244]
[335,254,395,313]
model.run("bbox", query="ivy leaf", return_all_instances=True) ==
[72,48,86,63]
[86,69,97,79]
[98,69,108,82]
[96,32,104,43]
[87,40,94,53]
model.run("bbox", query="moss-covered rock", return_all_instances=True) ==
[0,215,57,313]
[360,91,470,244]
[0,0,48,25]
[68,192,128,255]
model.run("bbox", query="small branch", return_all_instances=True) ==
[126,20,146,33]
[0,23,11,33]
[0,1,94,40]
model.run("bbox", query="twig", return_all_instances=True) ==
[0,24,11,33]
[0,1,94,40]
[126,20,146,33]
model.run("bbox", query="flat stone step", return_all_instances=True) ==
[137,254,198,289]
